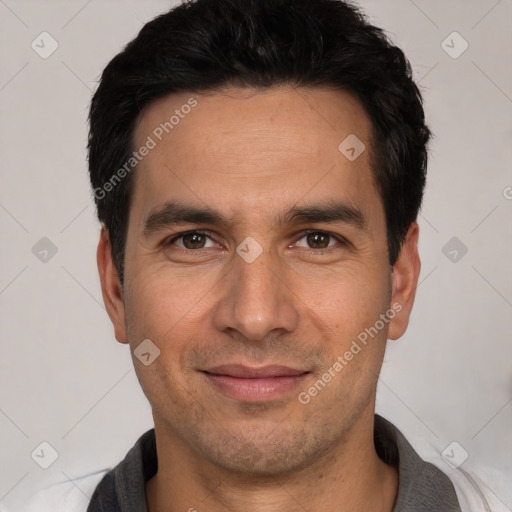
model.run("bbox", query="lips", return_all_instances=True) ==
[201,364,310,401]
[203,364,308,379]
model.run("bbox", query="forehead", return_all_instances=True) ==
[130,86,381,227]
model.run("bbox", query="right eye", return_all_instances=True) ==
[165,231,216,250]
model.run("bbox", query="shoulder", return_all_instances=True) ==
[409,431,510,512]
[1,470,108,512]
[375,415,511,511]
[434,462,512,512]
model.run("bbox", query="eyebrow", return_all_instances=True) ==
[278,200,367,232]
[143,200,368,237]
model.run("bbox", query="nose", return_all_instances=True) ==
[212,245,300,341]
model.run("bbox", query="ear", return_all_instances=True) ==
[97,226,128,344]
[388,222,421,340]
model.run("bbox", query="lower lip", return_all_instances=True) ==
[203,373,308,401]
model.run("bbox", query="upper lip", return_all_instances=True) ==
[203,364,309,378]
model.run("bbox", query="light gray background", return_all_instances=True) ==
[1,0,511,509]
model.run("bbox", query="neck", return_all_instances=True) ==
[146,407,398,512]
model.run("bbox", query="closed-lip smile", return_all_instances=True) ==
[201,364,310,401]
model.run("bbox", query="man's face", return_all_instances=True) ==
[102,86,415,475]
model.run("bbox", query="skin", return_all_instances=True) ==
[97,86,421,512]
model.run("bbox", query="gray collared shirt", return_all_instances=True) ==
[87,414,462,511]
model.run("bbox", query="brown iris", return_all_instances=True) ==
[181,232,207,249]
[306,232,331,249]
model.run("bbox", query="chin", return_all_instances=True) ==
[189,422,332,477]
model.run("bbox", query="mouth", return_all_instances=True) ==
[201,364,311,402]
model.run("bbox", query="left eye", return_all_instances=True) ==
[295,231,340,250]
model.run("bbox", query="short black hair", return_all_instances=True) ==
[88,0,430,285]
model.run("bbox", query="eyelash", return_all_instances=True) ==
[164,229,349,254]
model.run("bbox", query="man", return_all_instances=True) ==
[32,0,469,510]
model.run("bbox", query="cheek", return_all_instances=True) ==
[299,270,391,410]
[291,264,391,342]
[123,265,219,345]
[123,269,214,408]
